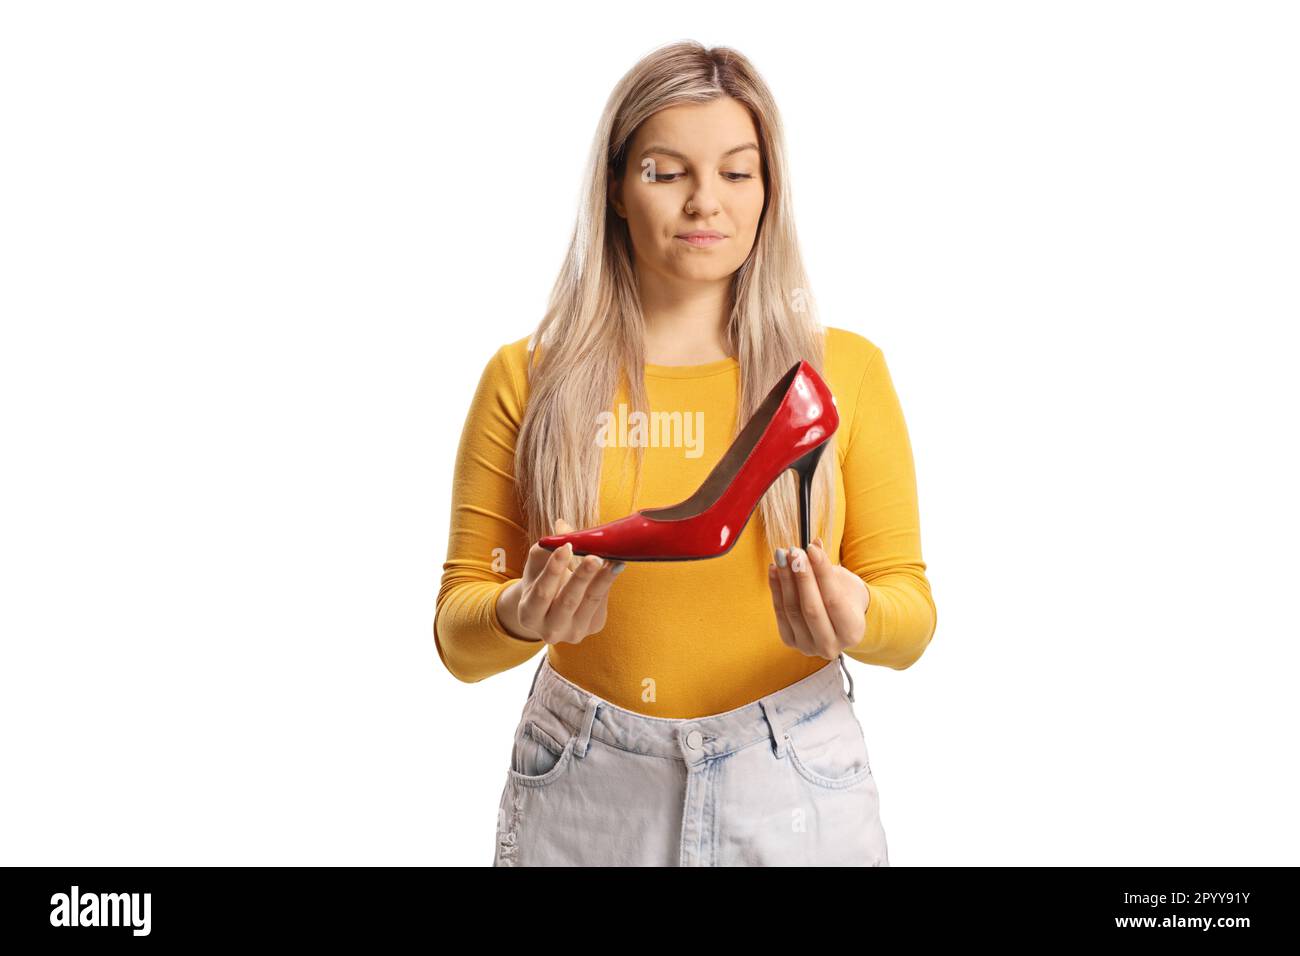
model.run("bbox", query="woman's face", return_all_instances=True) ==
[610,97,765,284]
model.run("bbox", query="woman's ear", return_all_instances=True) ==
[608,172,625,219]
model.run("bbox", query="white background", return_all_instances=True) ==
[2,1,1296,865]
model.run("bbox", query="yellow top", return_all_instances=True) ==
[434,326,937,718]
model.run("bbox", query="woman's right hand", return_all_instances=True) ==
[497,519,627,644]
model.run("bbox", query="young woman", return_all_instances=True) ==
[434,40,937,866]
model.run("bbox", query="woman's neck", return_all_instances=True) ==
[639,277,733,365]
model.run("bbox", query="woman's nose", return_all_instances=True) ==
[685,187,720,217]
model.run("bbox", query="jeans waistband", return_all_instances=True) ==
[522,651,857,770]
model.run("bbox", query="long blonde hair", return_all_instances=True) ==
[515,39,835,559]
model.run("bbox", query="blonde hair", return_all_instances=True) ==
[515,39,835,559]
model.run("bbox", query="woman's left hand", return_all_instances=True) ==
[768,537,871,659]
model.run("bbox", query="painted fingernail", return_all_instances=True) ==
[791,549,808,573]
[611,562,627,575]
[775,548,787,568]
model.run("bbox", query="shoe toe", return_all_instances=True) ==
[540,528,602,552]
[538,520,627,557]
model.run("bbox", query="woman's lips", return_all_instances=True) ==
[676,234,725,247]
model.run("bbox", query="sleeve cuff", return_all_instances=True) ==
[847,582,883,657]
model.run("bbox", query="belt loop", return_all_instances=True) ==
[838,653,855,703]
[526,651,547,700]
[575,696,600,758]
[758,697,787,759]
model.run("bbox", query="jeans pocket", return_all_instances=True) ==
[782,699,874,789]
[508,716,577,788]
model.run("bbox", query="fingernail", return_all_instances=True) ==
[791,548,808,573]
[775,548,787,568]
[611,561,627,575]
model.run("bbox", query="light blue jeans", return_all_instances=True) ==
[493,652,890,866]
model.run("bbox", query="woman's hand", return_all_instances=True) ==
[768,537,871,659]
[497,519,627,644]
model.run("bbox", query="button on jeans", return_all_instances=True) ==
[493,652,890,866]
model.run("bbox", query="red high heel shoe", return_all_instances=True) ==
[539,359,839,561]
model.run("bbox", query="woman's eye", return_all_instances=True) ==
[651,172,753,183]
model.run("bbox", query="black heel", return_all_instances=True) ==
[789,440,828,552]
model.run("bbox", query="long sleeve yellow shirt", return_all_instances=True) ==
[434,326,937,718]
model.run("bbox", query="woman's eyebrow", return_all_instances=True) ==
[639,143,759,162]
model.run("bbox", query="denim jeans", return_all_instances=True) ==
[493,651,890,866]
